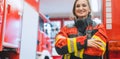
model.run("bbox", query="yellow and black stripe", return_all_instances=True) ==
[67,38,84,59]
[92,35,106,54]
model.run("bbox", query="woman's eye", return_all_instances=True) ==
[82,4,87,7]
[76,4,80,7]
[76,4,87,8]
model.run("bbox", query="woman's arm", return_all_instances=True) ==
[86,24,108,56]
[55,26,87,55]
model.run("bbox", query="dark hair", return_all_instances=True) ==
[73,0,91,18]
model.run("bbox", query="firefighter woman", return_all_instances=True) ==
[55,0,108,59]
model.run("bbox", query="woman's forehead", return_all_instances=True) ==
[76,0,88,4]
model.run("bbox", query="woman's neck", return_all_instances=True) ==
[78,16,88,20]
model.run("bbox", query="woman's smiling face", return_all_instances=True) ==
[75,0,90,19]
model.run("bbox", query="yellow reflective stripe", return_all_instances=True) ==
[70,38,74,52]
[79,49,84,58]
[64,55,66,59]
[92,35,106,46]
[67,38,75,53]
[92,35,106,54]
[73,38,78,56]
[68,54,70,59]
[75,49,84,59]
[67,38,72,53]
[73,38,84,58]
[64,54,70,59]
[76,51,80,58]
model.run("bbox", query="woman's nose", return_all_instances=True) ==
[79,6,83,10]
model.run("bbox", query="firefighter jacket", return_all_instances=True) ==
[55,17,108,59]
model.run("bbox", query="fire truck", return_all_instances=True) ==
[37,12,52,59]
[0,0,52,59]
[103,0,120,59]
[0,0,22,59]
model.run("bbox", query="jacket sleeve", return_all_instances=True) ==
[94,24,108,52]
[55,26,87,55]
[86,24,108,56]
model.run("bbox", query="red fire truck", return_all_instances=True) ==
[103,0,120,59]
[37,12,52,59]
[0,0,52,59]
[0,0,22,59]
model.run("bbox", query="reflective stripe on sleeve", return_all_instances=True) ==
[92,35,106,54]
[64,54,70,59]
[67,38,84,58]
[73,38,78,56]
[74,38,84,59]
[67,38,74,53]
[74,49,84,59]
[79,49,84,58]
